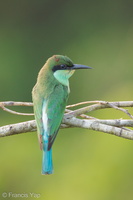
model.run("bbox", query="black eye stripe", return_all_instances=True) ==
[52,64,73,72]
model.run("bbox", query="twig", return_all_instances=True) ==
[0,101,34,116]
[65,101,133,118]
[66,100,101,108]
[0,101,33,107]
[106,102,133,119]
[65,108,97,119]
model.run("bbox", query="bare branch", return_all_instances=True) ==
[65,101,133,118]
[0,101,34,116]
[94,119,133,127]
[1,100,133,140]
[66,100,101,108]
[62,117,133,140]
[0,120,72,137]
[0,106,34,116]
[0,120,36,137]
[1,118,133,140]
[106,102,133,119]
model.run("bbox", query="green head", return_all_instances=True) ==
[44,55,92,86]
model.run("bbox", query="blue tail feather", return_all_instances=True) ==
[42,148,53,175]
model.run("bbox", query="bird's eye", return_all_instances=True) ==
[60,64,67,69]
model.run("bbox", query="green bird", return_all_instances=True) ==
[32,55,91,175]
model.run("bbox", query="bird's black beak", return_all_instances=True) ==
[71,64,92,70]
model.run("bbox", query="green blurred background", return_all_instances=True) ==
[0,0,133,199]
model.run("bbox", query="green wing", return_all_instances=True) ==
[46,84,69,150]
[32,83,69,150]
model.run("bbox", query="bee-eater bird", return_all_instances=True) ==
[32,55,91,175]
